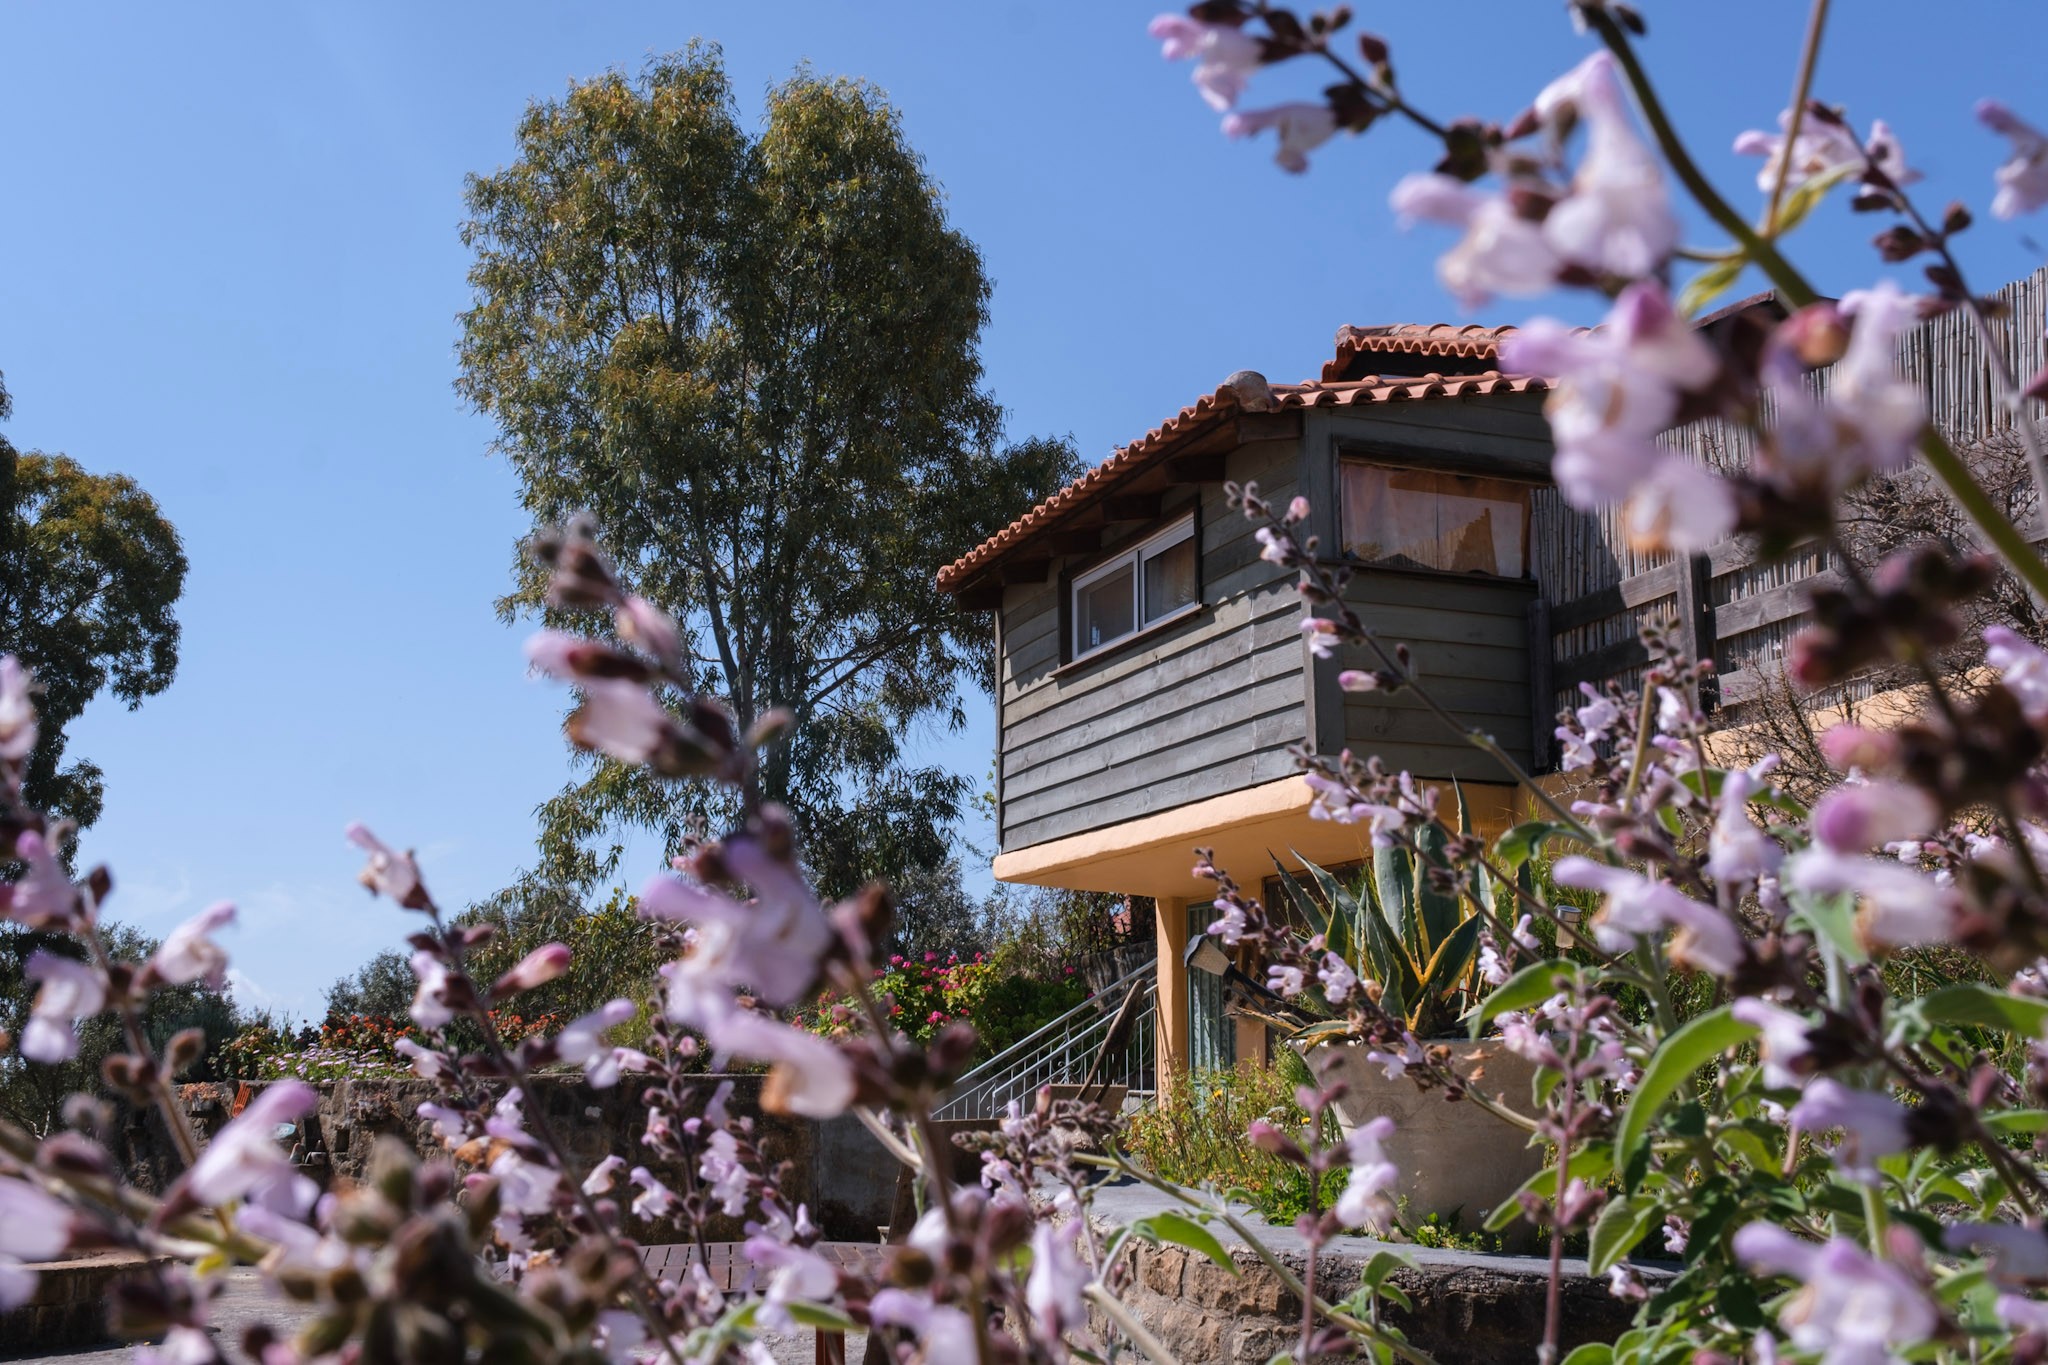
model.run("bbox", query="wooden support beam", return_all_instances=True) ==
[1164,451,1228,484]
[1527,597,1554,773]
[1235,411,1302,444]
[1101,493,1163,523]
[1672,553,1713,709]
[999,558,1050,586]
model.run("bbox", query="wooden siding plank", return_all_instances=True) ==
[1003,674,1307,801]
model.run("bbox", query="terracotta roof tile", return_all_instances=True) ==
[936,370,1549,594]
[1324,322,1524,380]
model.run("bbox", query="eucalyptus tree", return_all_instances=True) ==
[458,48,1076,897]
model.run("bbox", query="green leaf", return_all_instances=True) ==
[1360,1248,1416,1292]
[1495,821,1568,872]
[1678,254,1746,317]
[1791,889,1864,967]
[1132,1211,1234,1271]
[1467,959,1577,1038]
[1374,842,1422,963]
[1918,984,2048,1037]
[1984,1109,2048,1135]
[782,1302,859,1332]
[1589,1195,1662,1275]
[1615,1006,1759,1190]
[1414,820,1462,954]
[1561,1345,1615,1365]
[1773,161,1858,234]
[1485,1144,1613,1230]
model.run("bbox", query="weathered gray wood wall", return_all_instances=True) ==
[1309,404,1551,779]
[1535,265,2048,731]
[996,438,1308,852]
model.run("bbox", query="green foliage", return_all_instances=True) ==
[455,46,1079,899]
[0,921,244,1130]
[0,433,186,830]
[801,950,1087,1061]
[1272,820,1491,1040]
[1123,1059,1350,1228]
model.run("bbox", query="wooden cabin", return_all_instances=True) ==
[938,271,2048,1090]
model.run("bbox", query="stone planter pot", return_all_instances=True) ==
[1305,1039,1544,1248]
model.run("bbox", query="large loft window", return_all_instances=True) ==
[1071,514,1198,660]
[1339,460,1530,578]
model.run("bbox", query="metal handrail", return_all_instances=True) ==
[935,959,1157,1121]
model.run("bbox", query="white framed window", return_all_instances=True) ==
[1070,514,1198,660]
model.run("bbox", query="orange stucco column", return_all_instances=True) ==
[1154,895,1189,1095]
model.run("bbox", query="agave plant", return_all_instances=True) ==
[1266,793,1500,1042]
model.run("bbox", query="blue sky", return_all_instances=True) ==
[2,2,2043,1017]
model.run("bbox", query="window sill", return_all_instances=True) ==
[1050,602,1209,680]
[1320,556,1537,590]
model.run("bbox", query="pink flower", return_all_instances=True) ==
[1027,1219,1089,1334]
[1533,53,1679,278]
[1705,768,1784,889]
[1732,1222,1936,1361]
[1147,14,1263,112]
[1731,999,1814,1090]
[1389,173,1560,307]
[489,1148,560,1216]
[642,852,831,1013]
[151,902,235,990]
[1734,110,1918,194]
[0,1176,73,1309]
[1552,858,1744,975]
[1334,1116,1398,1231]
[1979,101,2048,219]
[1811,782,1939,854]
[1787,847,1956,947]
[5,831,76,930]
[705,1010,855,1118]
[22,952,105,1063]
[556,999,643,1089]
[1317,953,1358,1004]
[184,1081,319,1217]
[748,1236,841,1332]
[493,943,571,998]
[1223,102,1339,174]
[565,678,677,766]
[0,656,36,763]
[408,951,458,1031]
[393,1037,450,1081]
[1299,616,1340,659]
[1987,627,2048,720]
[870,1289,977,1360]
[1503,283,1729,550]
[345,823,427,911]
[1789,1078,1909,1182]
[1947,1223,2048,1288]
[579,1153,626,1198]
[627,1166,677,1221]
[1266,963,1305,998]
[614,596,683,675]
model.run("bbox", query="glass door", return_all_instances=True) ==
[1187,903,1235,1073]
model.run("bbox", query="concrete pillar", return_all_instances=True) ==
[1154,895,1189,1095]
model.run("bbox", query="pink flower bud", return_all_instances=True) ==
[494,943,572,998]
[1818,724,1898,774]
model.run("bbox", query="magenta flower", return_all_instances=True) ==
[870,1289,978,1360]
[614,596,683,675]
[1731,999,1815,1090]
[627,1166,677,1221]
[1979,101,2048,219]
[1811,782,1939,854]
[151,901,236,990]
[1705,767,1785,889]
[408,951,458,1031]
[1026,1218,1089,1335]
[1223,102,1338,174]
[704,1009,854,1118]
[555,999,644,1089]
[1734,110,1918,194]
[1147,13,1262,112]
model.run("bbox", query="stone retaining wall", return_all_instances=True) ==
[1119,1239,1642,1365]
[0,1253,160,1358]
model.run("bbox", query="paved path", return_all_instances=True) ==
[4,1269,864,1365]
